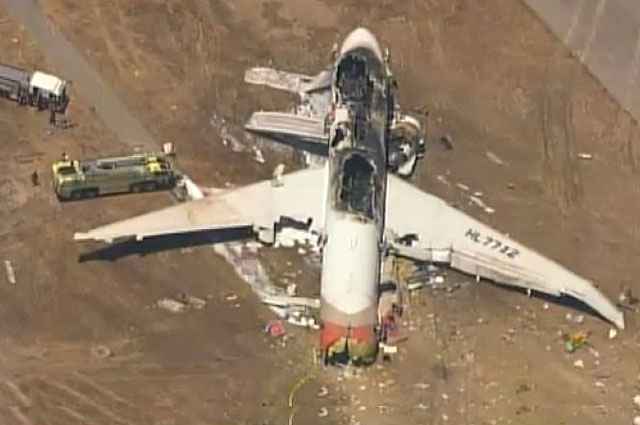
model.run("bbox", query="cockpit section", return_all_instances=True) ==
[336,54,371,102]
[333,151,381,221]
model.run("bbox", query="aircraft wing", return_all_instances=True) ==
[74,167,327,243]
[385,175,625,329]
[245,112,329,156]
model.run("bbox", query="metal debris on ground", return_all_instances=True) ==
[317,386,328,397]
[564,330,589,353]
[456,182,469,191]
[634,395,640,408]
[225,293,238,302]
[573,359,585,369]
[265,320,286,337]
[439,134,453,150]
[184,295,207,309]
[486,151,505,165]
[608,328,618,340]
[4,260,16,285]
[317,407,328,417]
[577,153,593,160]
[91,345,112,359]
[157,298,187,313]
[634,416,640,425]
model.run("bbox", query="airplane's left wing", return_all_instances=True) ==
[385,175,625,329]
[74,166,327,243]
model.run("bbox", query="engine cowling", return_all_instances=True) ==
[387,113,426,178]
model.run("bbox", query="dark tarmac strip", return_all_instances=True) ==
[0,0,157,149]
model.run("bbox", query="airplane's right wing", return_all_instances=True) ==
[385,175,625,329]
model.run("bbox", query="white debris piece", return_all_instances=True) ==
[186,295,207,309]
[634,416,640,425]
[180,175,204,200]
[486,151,505,165]
[436,175,450,186]
[318,407,329,417]
[253,147,265,164]
[157,298,187,313]
[456,183,470,191]
[4,260,15,285]
[609,328,618,339]
[272,163,285,187]
[275,227,320,248]
[286,283,297,297]
[577,153,593,160]
[633,394,640,408]
[573,359,584,369]
[317,386,329,397]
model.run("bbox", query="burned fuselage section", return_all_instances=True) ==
[319,43,391,365]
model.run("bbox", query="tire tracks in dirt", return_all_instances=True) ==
[540,69,583,216]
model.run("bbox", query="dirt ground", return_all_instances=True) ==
[1,0,639,424]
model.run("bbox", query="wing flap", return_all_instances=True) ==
[75,167,327,243]
[386,175,624,329]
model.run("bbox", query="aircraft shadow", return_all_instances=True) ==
[78,226,254,263]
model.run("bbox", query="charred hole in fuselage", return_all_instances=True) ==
[337,153,375,220]
[337,54,373,102]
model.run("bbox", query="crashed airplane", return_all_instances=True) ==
[75,28,624,365]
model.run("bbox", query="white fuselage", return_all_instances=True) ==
[318,28,391,363]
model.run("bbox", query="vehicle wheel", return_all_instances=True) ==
[84,188,98,198]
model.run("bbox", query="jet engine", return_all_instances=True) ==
[387,113,426,178]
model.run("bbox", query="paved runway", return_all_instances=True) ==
[524,0,640,121]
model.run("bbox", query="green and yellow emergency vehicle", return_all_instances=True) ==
[52,152,179,201]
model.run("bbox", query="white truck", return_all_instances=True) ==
[0,63,69,112]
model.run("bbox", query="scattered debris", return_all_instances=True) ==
[486,151,505,165]
[439,134,454,150]
[456,183,469,191]
[414,382,430,390]
[225,293,238,302]
[608,328,618,340]
[91,345,112,359]
[184,295,206,310]
[473,191,483,197]
[573,359,585,369]
[619,287,638,306]
[507,182,516,190]
[265,320,286,337]
[633,395,640,408]
[379,343,397,354]
[318,407,328,418]
[634,416,640,425]
[157,298,187,313]
[577,153,593,160]
[436,175,450,186]
[286,283,297,297]
[565,313,584,324]
[4,260,16,285]
[253,146,265,164]
[543,303,549,310]
[317,386,329,397]
[564,331,589,353]
[469,195,496,214]
[594,381,605,388]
